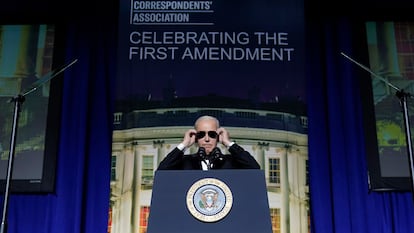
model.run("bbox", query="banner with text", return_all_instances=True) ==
[116,0,305,104]
[110,1,306,232]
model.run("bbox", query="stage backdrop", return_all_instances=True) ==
[110,1,307,233]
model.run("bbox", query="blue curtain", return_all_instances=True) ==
[308,18,414,232]
[1,22,115,233]
[1,13,414,233]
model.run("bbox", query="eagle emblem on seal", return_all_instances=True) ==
[186,178,233,222]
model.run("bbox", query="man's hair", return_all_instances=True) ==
[194,115,220,128]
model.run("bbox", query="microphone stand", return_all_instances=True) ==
[341,52,414,203]
[0,95,24,233]
[0,59,78,233]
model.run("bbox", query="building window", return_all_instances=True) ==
[113,112,122,125]
[199,109,223,117]
[269,158,280,185]
[306,159,309,186]
[139,206,150,233]
[235,111,258,119]
[141,155,154,190]
[111,155,116,181]
[267,113,284,121]
[270,208,281,233]
[300,116,308,127]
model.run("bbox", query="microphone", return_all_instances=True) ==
[197,147,207,160]
[195,147,223,170]
[210,147,224,163]
[197,147,211,170]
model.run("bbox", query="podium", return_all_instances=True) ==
[147,170,273,233]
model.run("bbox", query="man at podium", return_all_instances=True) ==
[151,116,272,233]
[157,115,260,170]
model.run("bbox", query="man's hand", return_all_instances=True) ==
[217,127,232,147]
[181,129,197,148]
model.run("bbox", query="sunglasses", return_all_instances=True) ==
[195,131,218,139]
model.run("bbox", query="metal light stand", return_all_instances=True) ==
[341,52,414,203]
[0,95,25,233]
[396,89,414,202]
[0,59,78,233]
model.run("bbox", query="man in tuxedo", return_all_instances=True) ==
[157,115,260,170]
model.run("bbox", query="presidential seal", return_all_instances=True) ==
[186,178,233,222]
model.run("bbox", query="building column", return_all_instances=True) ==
[376,22,401,78]
[281,144,290,233]
[154,140,165,168]
[257,142,269,169]
[0,25,39,95]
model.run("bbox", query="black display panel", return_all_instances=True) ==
[0,24,64,193]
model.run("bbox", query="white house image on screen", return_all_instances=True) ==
[109,107,309,233]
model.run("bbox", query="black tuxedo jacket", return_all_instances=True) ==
[157,143,260,170]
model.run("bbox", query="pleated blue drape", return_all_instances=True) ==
[1,21,115,233]
[308,18,414,233]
